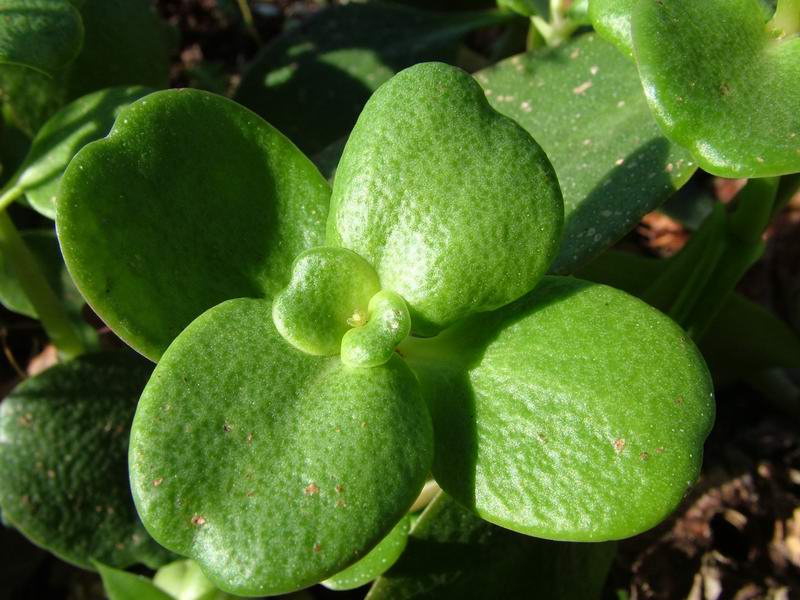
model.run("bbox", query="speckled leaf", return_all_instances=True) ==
[632,0,800,177]
[235,3,510,155]
[6,86,152,218]
[96,562,174,600]
[0,0,83,75]
[0,353,170,570]
[323,515,410,591]
[402,277,714,541]
[368,492,616,599]
[57,89,331,361]
[329,62,563,336]
[476,34,696,273]
[129,298,433,596]
[0,0,171,135]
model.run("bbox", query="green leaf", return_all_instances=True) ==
[577,249,800,377]
[368,492,616,599]
[273,247,381,356]
[0,0,83,76]
[154,560,232,600]
[0,0,171,135]
[476,34,696,273]
[57,89,331,361]
[329,62,563,336]
[235,3,512,155]
[589,0,634,57]
[95,562,174,600]
[402,277,714,541]
[129,298,433,596]
[323,515,411,591]
[632,0,800,177]
[6,86,152,218]
[0,353,170,570]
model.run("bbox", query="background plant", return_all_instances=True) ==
[0,0,798,598]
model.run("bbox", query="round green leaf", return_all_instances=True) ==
[632,0,800,177]
[129,298,433,595]
[272,247,381,356]
[329,62,563,336]
[57,89,331,361]
[0,0,83,76]
[9,86,152,218]
[341,290,412,368]
[403,277,714,541]
[322,514,410,591]
[476,34,696,274]
[0,352,170,569]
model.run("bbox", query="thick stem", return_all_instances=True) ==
[0,184,24,213]
[0,211,85,358]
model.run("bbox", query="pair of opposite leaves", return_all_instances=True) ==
[57,64,713,596]
[590,0,800,178]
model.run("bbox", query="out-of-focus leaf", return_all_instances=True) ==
[236,3,512,154]
[0,0,83,75]
[96,562,174,600]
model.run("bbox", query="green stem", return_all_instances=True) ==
[0,184,24,212]
[235,0,261,45]
[0,211,85,358]
[768,0,800,37]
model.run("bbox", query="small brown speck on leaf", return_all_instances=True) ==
[336,499,347,508]
[640,452,650,461]
[191,515,206,526]
[246,432,253,443]
[223,423,232,432]
[153,478,164,487]
[335,484,344,494]
[246,491,255,497]
[46,469,55,479]
[675,396,685,405]
[313,543,322,553]
[656,447,665,454]
[614,438,626,453]
[18,413,32,427]
[115,543,125,550]
[361,421,368,428]
[720,82,731,95]
[573,81,592,95]
[304,483,319,495]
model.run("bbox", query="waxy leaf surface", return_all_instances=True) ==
[58,89,330,360]
[0,353,169,569]
[329,62,563,335]
[633,0,800,177]
[589,0,634,57]
[368,492,616,599]
[235,3,508,155]
[11,86,151,218]
[323,515,410,591]
[130,298,433,596]
[476,34,695,273]
[0,0,83,75]
[404,277,714,541]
